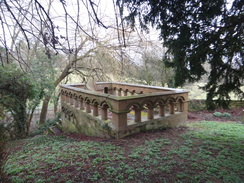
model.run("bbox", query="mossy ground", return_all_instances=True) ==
[5,120,244,183]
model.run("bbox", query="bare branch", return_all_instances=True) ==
[3,0,30,49]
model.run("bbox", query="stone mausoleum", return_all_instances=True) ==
[60,82,189,138]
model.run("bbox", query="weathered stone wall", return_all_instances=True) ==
[61,102,188,139]
[60,82,189,138]
[61,102,113,138]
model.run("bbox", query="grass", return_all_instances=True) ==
[4,121,244,183]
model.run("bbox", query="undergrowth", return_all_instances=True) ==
[4,121,244,183]
[31,113,61,136]
[213,112,232,118]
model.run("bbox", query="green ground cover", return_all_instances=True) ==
[5,121,244,183]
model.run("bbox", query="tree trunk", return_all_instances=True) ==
[26,106,37,135]
[54,103,57,117]
[39,96,51,126]
[15,104,27,138]
[38,63,72,126]
[38,47,95,126]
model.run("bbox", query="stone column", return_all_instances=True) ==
[176,99,184,112]
[134,109,141,123]
[118,89,122,96]
[70,96,74,106]
[66,95,69,103]
[101,105,108,120]
[80,99,85,110]
[113,88,117,95]
[111,112,127,130]
[147,107,154,119]
[74,98,79,108]
[93,104,99,116]
[124,89,128,96]
[86,102,91,113]
[61,93,65,102]
[159,104,165,117]
[169,101,175,114]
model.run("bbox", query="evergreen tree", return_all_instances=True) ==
[0,65,36,138]
[119,0,244,109]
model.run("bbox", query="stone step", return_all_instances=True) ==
[47,121,63,134]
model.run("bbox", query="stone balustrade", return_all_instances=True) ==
[60,82,189,138]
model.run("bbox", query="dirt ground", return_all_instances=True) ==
[61,108,243,142]
[4,108,243,183]
[187,108,243,122]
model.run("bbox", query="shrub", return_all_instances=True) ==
[222,112,232,118]
[213,112,232,118]
[213,112,223,117]
[0,64,37,138]
[188,100,206,111]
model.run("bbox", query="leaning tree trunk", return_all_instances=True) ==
[39,96,51,126]
[38,64,72,126]
[53,93,60,118]
[38,47,95,126]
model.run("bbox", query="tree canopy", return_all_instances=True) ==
[1,0,243,111]
[119,0,244,109]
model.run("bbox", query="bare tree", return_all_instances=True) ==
[0,0,169,128]
[0,0,113,126]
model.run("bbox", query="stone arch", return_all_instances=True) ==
[78,95,84,110]
[72,93,78,107]
[91,99,99,105]
[60,89,66,101]
[141,100,155,109]
[124,89,129,96]
[69,92,75,105]
[68,91,73,97]
[126,102,143,123]
[141,100,156,120]
[84,97,91,103]
[99,101,110,120]
[78,95,83,101]
[155,99,167,117]
[91,99,99,116]
[176,96,185,112]
[73,93,78,99]
[165,97,176,103]
[60,89,64,95]
[176,96,185,102]
[64,90,69,103]
[104,87,109,94]
[125,102,142,111]
[84,97,91,113]
[155,98,167,106]
[166,97,176,114]
[64,90,68,97]
[100,101,111,109]
[117,88,123,96]
[112,87,117,95]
